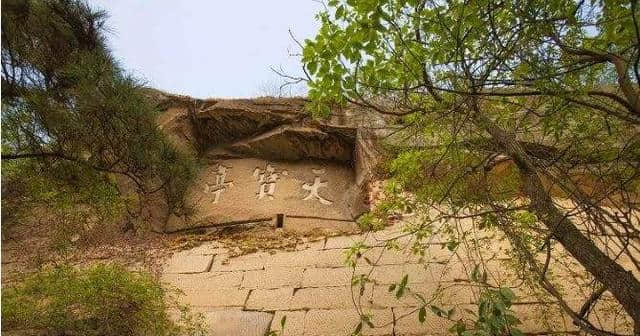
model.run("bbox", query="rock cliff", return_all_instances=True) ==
[149,90,391,232]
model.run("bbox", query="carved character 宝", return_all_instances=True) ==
[253,164,287,200]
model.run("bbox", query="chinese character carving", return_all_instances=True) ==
[301,168,333,205]
[204,165,233,204]
[253,164,287,200]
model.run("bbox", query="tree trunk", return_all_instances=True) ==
[471,103,640,330]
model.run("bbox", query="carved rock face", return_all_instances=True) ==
[152,92,386,232]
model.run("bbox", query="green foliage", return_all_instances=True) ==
[308,0,639,332]
[449,287,523,336]
[1,158,126,248]
[266,315,288,336]
[1,0,197,230]
[302,0,639,205]
[2,264,205,336]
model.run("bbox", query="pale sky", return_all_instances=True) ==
[91,1,322,98]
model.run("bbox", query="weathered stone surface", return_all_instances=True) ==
[295,238,325,251]
[153,93,387,160]
[190,98,302,151]
[153,93,382,232]
[162,271,243,290]
[324,235,364,249]
[283,217,357,235]
[302,265,412,288]
[346,128,385,218]
[228,124,355,162]
[362,246,421,265]
[245,288,295,311]
[302,267,352,288]
[184,242,226,255]
[160,227,635,335]
[179,289,249,308]
[178,158,357,231]
[242,267,304,289]
[270,310,306,336]
[289,285,373,310]
[353,129,384,186]
[263,248,347,268]
[311,249,350,268]
[356,264,407,285]
[163,252,213,274]
[303,309,393,336]
[202,310,274,336]
[209,252,267,272]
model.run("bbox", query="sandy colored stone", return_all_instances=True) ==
[295,238,326,251]
[179,289,249,308]
[264,248,347,268]
[302,267,353,288]
[202,310,274,336]
[228,125,354,161]
[301,265,420,288]
[209,252,267,272]
[245,287,295,311]
[270,310,306,336]
[283,217,358,235]
[360,228,417,248]
[289,285,373,310]
[324,235,365,249]
[185,243,227,256]
[184,158,356,229]
[355,264,407,285]
[162,271,243,290]
[164,252,214,274]
[312,248,351,267]
[211,247,347,272]
[362,246,421,265]
[303,308,393,336]
[242,267,304,289]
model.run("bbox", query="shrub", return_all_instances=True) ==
[2,264,205,336]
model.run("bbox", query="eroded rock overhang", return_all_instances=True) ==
[152,91,390,232]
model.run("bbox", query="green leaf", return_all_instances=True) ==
[471,265,480,282]
[396,274,409,298]
[280,315,287,329]
[446,240,459,251]
[510,328,525,336]
[307,60,318,75]
[363,315,374,328]
[499,287,516,302]
[429,305,445,317]
[336,5,345,19]
[353,321,363,335]
[418,306,426,323]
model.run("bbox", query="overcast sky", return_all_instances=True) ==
[91,1,322,98]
